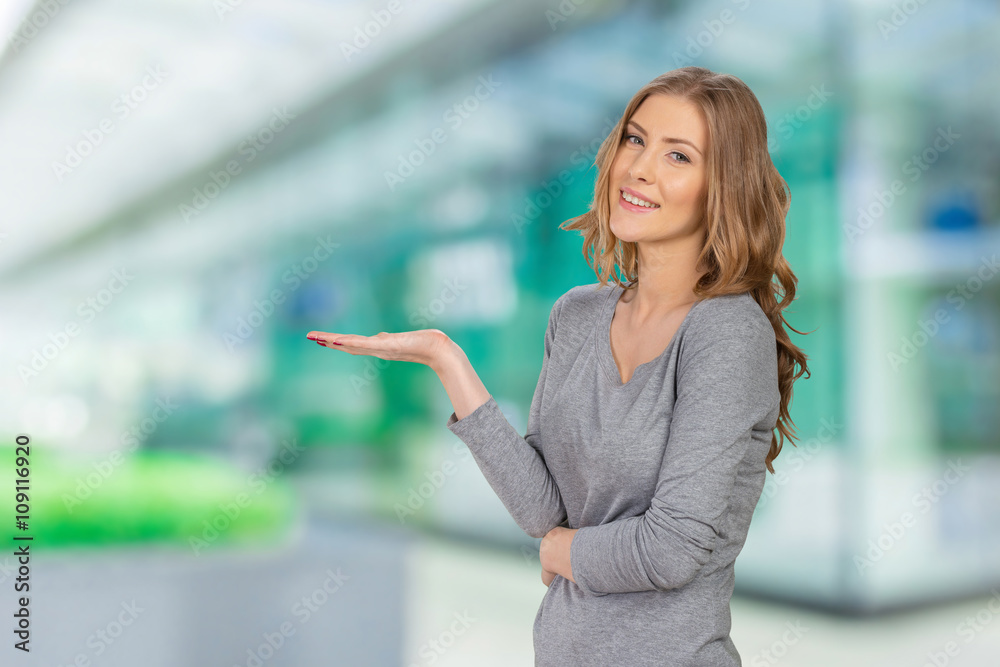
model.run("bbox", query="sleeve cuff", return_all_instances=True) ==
[445,395,499,432]
[570,525,610,597]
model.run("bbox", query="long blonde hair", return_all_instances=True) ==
[560,66,811,474]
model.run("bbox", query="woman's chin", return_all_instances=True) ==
[609,219,645,243]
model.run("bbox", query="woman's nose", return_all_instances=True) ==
[628,150,655,182]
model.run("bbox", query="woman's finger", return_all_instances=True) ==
[305,329,443,367]
[307,332,342,345]
[307,333,396,360]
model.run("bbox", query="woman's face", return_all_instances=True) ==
[607,93,709,244]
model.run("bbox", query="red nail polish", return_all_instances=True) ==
[332,341,343,346]
[315,340,326,346]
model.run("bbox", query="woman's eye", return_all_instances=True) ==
[624,135,688,163]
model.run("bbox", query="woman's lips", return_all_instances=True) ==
[618,189,660,213]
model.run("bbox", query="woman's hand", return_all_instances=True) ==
[540,526,578,584]
[307,328,453,370]
[309,326,490,422]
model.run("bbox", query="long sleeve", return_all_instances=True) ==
[445,297,568,539]
[569,308,779,595]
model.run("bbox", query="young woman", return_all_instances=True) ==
[307,66,810,666]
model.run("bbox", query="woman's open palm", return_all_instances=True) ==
[306,328,450,368]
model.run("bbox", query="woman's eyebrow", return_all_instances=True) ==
[627,120,703,157]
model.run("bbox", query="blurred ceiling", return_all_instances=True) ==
[0,0,622,284]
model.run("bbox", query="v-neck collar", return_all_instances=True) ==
[597,282,704,389]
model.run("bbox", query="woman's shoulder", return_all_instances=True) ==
[684,291,776,355]
[554,281,617,312]
[540,281,616,335]
[680,292,780,411]
[692,291,771,328]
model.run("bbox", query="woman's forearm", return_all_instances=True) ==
[432,333,569,539]
[431,337,492,421]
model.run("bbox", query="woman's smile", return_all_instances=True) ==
[618,187,661,213]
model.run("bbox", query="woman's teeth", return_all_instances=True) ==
[621,190,659,208]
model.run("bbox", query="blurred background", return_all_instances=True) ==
[1,0,999,665]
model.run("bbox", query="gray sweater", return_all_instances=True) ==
[446,281,780,666]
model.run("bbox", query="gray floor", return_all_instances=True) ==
[16,516,1000,666]
[23,516,409,667]
[405,533,1000,667]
